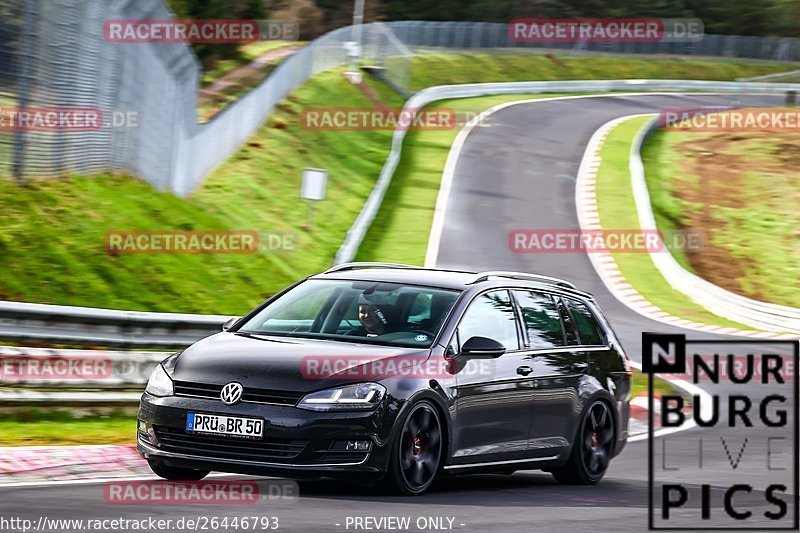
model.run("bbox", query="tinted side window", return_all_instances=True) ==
[566,299,605,346]
[458,290,519,351]
[513,291,565,348]
[555,297,579,345]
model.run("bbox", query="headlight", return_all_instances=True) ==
[145,364,173,397]
[297,383,385,411]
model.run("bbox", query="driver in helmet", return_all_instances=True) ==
[352,291,393,337]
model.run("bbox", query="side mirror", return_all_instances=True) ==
[222,317,240,331]
[460,336,506,358]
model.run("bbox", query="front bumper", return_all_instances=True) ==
[137,392,398,480]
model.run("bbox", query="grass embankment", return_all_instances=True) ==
[593,117,752,328]
[631,368,681,398]
[0,54,795,314]
[199,41,304,121]
[0,409,136,446]
[642,117,799,308]
[0,71,402,314]
[200,41,302,86]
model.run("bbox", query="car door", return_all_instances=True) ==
[512,290,586,457]
[451,289,534,464]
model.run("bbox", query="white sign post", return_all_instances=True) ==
[301,168,328,229]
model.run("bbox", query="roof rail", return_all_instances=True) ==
[322,262,421,275]
[468,271,578,290]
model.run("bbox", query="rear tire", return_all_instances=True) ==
[383,400,443,495]
[551,400,615,485]
[148,459,210,481]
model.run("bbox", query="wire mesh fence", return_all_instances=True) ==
[0,0,411,194]
[388,21,800,61]
[3,6,800,195]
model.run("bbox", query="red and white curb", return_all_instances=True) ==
[0,444,149,486]
[627,361,710,443]
[575,115,796,340]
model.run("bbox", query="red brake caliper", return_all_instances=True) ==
[412,436,423,455]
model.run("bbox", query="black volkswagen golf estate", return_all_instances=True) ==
[137,263,631,495]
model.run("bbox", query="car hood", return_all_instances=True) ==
[172,332,430,393]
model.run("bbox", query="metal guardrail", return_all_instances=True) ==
[0,390,143,404]
[388,21,800,62]
[334,79,800,265]
[0,346,166,405]
[0,346,167,386]
[629,117,800,335]
[0,301,232,348]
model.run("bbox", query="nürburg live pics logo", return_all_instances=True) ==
[643,333,799,530]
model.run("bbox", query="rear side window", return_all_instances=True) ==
[566,299,605,346]
[555,297,578,345]
[458,290,520,351]
[513,291,565,348]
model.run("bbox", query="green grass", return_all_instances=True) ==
[406,53,794,91]
[642,123,799,308]
[201,41,304,86]
[631,369,680,398]
[0,53,796,313]
[0,71,403,314]
[199,41,304,121]
[593,117,753,329]
[0,409,136,446]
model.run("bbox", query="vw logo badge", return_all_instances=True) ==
[220,382,244,405]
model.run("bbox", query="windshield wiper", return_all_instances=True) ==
[233,331,295,343]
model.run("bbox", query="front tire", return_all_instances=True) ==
[148,459,210,481]
[384,400,443,495]
[552,400,615,485]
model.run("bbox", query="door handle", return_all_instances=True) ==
[572,362,589,372]
[517,365,533,376]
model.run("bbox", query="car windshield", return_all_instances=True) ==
[236,279,461,348]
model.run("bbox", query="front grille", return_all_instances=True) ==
[173,381,303,406]
[154,426,308,462]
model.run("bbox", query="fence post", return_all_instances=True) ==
[11,0,38,186]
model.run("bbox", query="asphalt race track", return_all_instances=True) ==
[1,93,795,532]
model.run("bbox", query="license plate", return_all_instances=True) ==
[186,412,264,439]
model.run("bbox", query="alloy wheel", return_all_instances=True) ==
[581,401,614,478]
[399,402,442,492]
